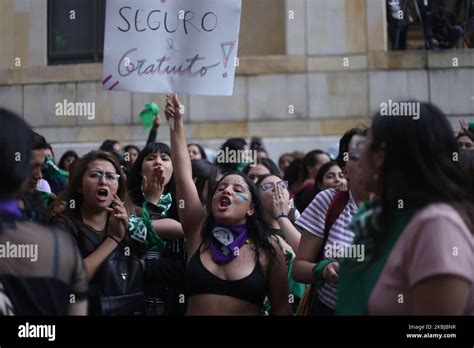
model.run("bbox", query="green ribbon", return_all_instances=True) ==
[139,102,159,131]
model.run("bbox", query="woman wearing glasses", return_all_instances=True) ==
[165,94,292,315]
[51,150,135,314]
[256,174,305,312]
[256,175,300,252]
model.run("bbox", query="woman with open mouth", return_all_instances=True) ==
[165,94,292,315]
[51,150,141,315]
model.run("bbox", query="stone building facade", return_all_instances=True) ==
[0,0,473,159]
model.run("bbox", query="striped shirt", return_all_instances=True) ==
[295,188,359,310]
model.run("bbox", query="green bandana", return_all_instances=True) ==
[146,192,172,218]
[34,189,54,208]
[139,102,159,131]
[42,156,69,181]
[336,200,418,315]
[235,159,253,173]
[127,193,173,252]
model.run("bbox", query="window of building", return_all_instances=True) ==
[48,0,105,65]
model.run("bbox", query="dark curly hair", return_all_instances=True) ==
[200,172,278,264]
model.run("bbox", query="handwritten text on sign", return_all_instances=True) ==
[103,0,242,96]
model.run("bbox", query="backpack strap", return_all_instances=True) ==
[317,190,350,261]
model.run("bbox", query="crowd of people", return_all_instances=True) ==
[0,98,473,316]
[387,0,471,50]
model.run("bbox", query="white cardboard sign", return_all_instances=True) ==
[103,0,242,96]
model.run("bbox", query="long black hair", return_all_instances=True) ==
[301,150,329,180]
[58,150,79,170]
[459,150,474,205]
[191,159,213,204]
[313,161,340,195]
[215,138,247,173]
[0,108,33,200]
[201,172,277,263]
[188,143,207,160]
[336,126,367,169]
[284,158,303,193]
[243,158,281,177]
[127,142,179,221]
[124,144,140,154]
[369,101,473,236]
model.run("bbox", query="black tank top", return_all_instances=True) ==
[185,242,267,306]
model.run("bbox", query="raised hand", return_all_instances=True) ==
[460,120,469,133]
[142,166,165,205]
[165,94,184,130]
[273,182,290,219]
[105,194,129,242]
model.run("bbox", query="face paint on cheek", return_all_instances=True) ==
[235,193,249,202]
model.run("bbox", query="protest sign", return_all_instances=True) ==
[103,0,242,96]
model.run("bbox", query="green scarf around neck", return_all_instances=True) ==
[336,200,418,315]
[127,193,173,252]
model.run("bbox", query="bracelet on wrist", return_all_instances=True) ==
[107,235,120,245]
[276,213,289,220]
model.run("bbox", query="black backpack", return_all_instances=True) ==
[76,222,145,316]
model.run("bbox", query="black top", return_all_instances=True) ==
[185,243,267,306]
[0,214,87,315]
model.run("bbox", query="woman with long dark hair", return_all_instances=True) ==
[165,95,292,315]
[337,102,474,315]
[51,150,139,315]
[243,158,281,183]
[293,149,330,212]
[127,142,185,315]
[256,173,305,312]
[188,143,207,161]
[313,161,347,196]
[58,150,79,172]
